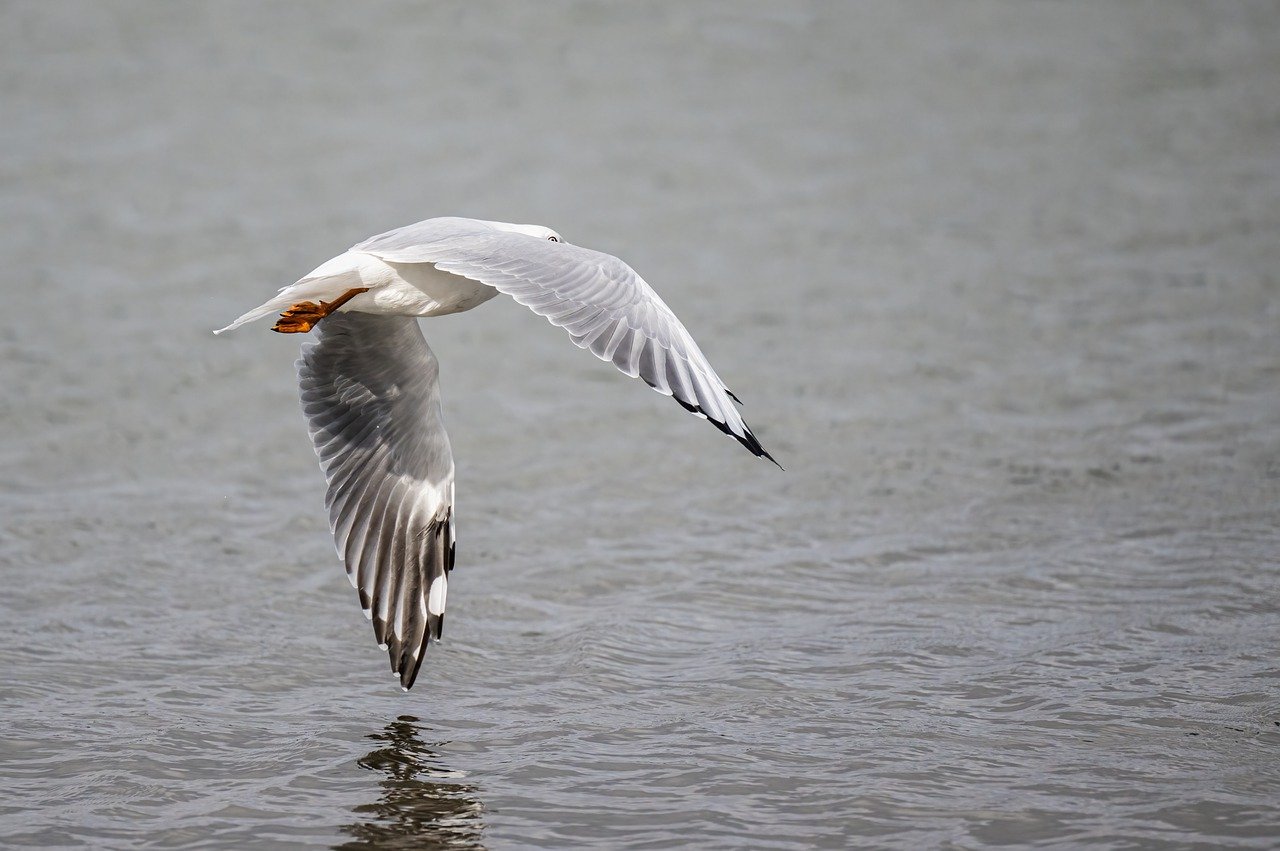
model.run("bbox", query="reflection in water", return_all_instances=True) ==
[336,715,486,851]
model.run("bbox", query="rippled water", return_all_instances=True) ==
[3,2,1279,848]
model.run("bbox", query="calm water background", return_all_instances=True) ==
[3,2,1278,848]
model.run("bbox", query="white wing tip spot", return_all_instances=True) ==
[428,574,448,616]
[378,642,388,651]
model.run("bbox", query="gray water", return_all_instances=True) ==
[2,2,1278,848]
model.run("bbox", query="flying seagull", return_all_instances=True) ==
[215,216,775,689]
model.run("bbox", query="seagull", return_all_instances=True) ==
[215,216,776,690]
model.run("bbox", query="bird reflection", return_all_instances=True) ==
[336,715,486,850]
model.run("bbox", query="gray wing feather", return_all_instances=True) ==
[297,313,455,690]
[353,221,775,463]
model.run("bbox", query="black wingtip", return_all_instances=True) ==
[741,427,783,470]
[400,641,427,691]
[671,395,781,468]
[754,441,783,470]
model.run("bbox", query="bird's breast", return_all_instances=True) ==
[342,252,499,318]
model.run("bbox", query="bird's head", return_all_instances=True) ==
[482,220,564,244]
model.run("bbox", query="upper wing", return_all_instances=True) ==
[354,221,776,464]
[297,312,455,690]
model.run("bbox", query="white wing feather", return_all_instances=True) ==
[297,312,455,690]
[353,219,775,462]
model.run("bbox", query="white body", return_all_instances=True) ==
[214,218,556,335]
[215,216,774,690]
[309,250,499,317]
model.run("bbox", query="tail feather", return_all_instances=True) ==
[213,272,362,335]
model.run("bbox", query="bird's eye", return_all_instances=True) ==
[547,235,560,242]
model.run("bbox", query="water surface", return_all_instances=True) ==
[2,2,1278,847]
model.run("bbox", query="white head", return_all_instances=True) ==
[482,219,564,244]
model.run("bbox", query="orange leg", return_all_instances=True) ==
[272,287,371,334]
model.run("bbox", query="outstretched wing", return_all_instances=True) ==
[297,312,455,690]
[354,220,776,464]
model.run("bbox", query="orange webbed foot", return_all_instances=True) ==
[272,302,325,333]
[271,288,371,334]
